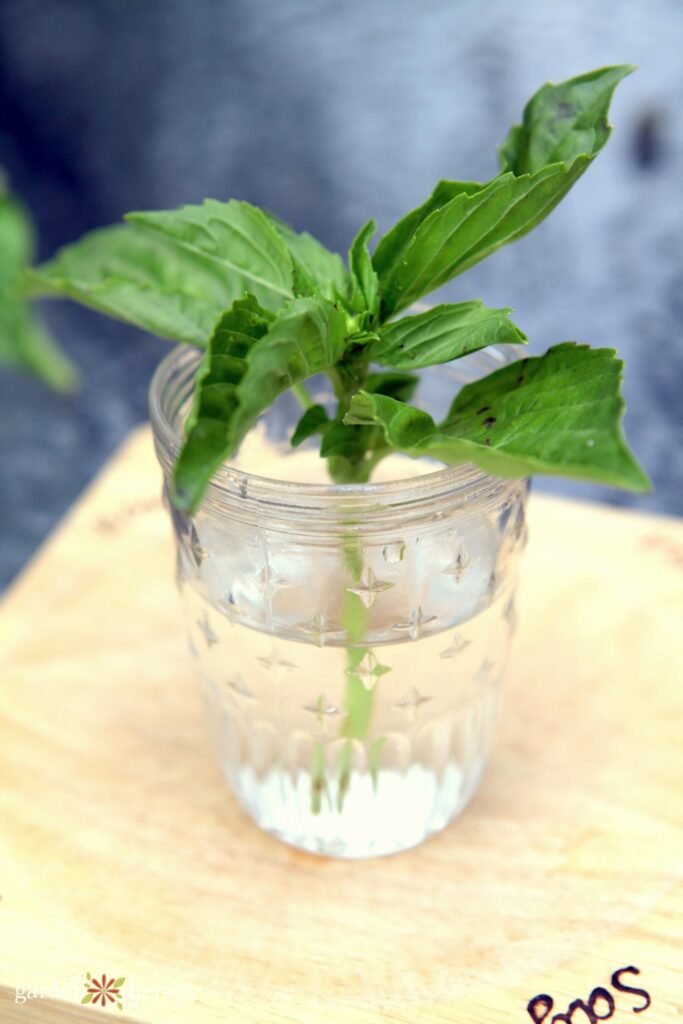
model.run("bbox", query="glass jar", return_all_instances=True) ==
[150,344,529,858]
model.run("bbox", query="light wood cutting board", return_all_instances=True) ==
[0,427,681,1023]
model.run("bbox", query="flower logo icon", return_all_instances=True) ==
[81,973,125,1010]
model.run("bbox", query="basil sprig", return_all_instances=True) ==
[28,65,648,510]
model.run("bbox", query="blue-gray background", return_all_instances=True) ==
[1,0,682,588]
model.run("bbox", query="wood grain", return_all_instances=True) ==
[0,426,681,1023]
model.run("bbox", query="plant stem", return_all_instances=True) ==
[291,381,314,410]
[327,366,346,400]
[307,361,387,813]
[335,534,375,811]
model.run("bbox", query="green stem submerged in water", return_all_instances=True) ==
[309,530,388,816]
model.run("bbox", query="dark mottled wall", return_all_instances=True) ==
[1,0,682,586]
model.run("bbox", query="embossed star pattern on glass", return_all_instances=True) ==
[151,343,529,858]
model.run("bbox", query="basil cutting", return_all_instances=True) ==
[26,65,648,506]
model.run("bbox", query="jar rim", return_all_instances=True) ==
[149,343,524,521]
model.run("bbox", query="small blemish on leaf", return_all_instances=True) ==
[586,438,595,447]
[485,438,491,446]
[484,416,496,427]
[476,406,491,415]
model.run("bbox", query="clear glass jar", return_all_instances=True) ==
[150,344,529,858]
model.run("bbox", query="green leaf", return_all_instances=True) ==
[172,295,347,512]
[81,994,93,1004]
[0,192,78,391]
[378,165,586,315]
[27,223,242,346]
[367,301,526,369]
[231,297,346,441]
[0,302,79,391]
[263,211,350,303]
[345,343,650,492]
[126,199,294,310]
[343,329,381,348]
[372,180,483,293]
[291,403,329,447]
[363,371,419,403]
[498,64,635,174]
[376,66,632,316]
[171,295,273,510]
[0,191,33,277]
[319,417,369,462]
[113,978,125,988]
[348,218,380,324]
[320,371,419,481]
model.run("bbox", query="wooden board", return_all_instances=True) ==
[1,426,681,1023]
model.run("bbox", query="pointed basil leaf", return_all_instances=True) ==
[367,301,526,370]
[377,66,632,316]
[291,404,330,447]
[232,297,346,444]
[126,199,294,310]
[348,218,380,324]
[27,223,242,346]
[172,295,346,512]
[372,181,482,293]
[345,343,649,492]
[0,191,78,390]
[380,164,585,315]
[263,211,350,303]
[172,295,274,510]
[498,65,635,174]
